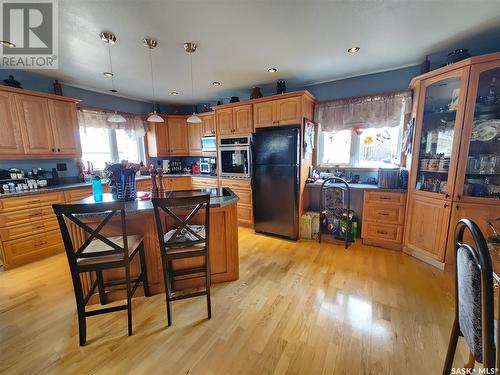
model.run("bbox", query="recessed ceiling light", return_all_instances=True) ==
[0,40,16,48]
[103,71,114,77]
[170,91,179,96]
[109,89,118,93]
[212,81,221,86]
[268,67,278,73]
[347,46,360,54]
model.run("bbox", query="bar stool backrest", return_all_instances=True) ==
[454,219,495,366]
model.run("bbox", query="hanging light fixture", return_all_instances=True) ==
[100,31,126,123]
[185,42,201,124]
[143,38,164,123]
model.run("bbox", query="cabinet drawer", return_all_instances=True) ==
[64,187,93,203]
[0,206,54,227]
[237,204,253,226]
[165,177,192,190]
[364,204,405,225]
[364,191,406,205]
[362,222,403,243]
[0,216,59,241]
[191,177,218,189]
[1,229,63,269]
[136,179,153,191]
[219,178,251,190]
[0,191,64,212]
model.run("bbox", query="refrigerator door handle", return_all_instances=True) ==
[250,139,256,189]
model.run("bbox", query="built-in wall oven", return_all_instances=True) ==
[218,135,252,179]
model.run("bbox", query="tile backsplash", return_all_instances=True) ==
[0,159,79,178]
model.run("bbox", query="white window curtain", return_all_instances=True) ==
[77,108,147,138]
[314,90,412,132]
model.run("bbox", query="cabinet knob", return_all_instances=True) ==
[456,194,461,200]
[445,193,450,198]
[456,205,460,211]
[51,148,55,152]
[444,203,449,208]
[57,148,60,152]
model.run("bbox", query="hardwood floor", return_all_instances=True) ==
[0,228,468,374]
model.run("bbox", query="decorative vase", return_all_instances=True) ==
[276,80,286,94]
[250,86,263,99]
[420,55,430,74]
[4,75,22,88]
[230,96,240,103]
[53,79,63,95]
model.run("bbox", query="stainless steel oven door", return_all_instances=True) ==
[218,145,251,178]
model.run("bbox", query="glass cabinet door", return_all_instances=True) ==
[414,73,467,197]
[458,62,500,201]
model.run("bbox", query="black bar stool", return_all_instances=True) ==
[152,193,211,326]
[53,201,150,346]
[443,219,496,373]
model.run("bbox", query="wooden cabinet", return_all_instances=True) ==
[48,100,81,155]
[146,121,168,157]
[219,178,253,227]
[64,187,93,203]
[254,96,304,128]
[216,105,254,136]
[167,116,189,156]
[200,112,216,136]
[136,179,153,192]
[15,94,55,155]
[191,177,218,189]
[164,176,192,191]
[0,91,24,156]
[404,195,452,265]
[362,191,406,250]
[187,121,203,155]
[232,105,253,134]
[404,52,500,268]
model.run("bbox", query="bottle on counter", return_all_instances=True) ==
[92,175,103,202]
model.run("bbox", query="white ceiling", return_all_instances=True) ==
[34,0,500,105]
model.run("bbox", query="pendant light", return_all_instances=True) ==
[185,42,201,124]
[144,38,164,123]
[100,31,126,123]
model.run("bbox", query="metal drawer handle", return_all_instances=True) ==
[35,241,47,246]
[379,213,389,216]
[28,200,41,204]
[29,211,42,217]
[379,197,391,200]
[377,230,388,235]
[32,224,44,230]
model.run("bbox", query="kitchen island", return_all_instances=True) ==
[71,189,239,302]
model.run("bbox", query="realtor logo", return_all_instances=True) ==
[1,0,58,69]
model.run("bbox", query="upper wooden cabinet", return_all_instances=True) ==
[253,94,313,128]
[200,112,216,136]
[167,116,189,156]
[0,85,80,159]
[48,100,81,155]
[188,121,203,155]
[233,104,253,134]
[216,108,234,136]
[15,94,55,155]
[146,115,189,157]
[253,101,275,128]
[0,91,24,156]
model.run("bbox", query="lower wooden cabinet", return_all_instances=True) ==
[191,177,218,189]
[219,178,253,227]
[403,195,451,264]
[362,191,406,250]
[164,176,192,190]
[445,201,500,264]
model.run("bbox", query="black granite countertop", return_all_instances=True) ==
[305,179,407,193]
[0,174,219,199]
[77,188,239,211]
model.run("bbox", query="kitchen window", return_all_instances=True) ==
[318,124,403,167]
[77,108,147,170]
[315,90,412,168]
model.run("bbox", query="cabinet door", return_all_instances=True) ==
[445,202,500,264]
[254,101,275,128]
[404,195,452,262]
[202,114,216,136]
[233,104,253,135]
[188,121,203,155]
[454,60,500,204]
[0,91,24,155]
[146,122,169,157]
[48,100,81,156]
[216,108,233,136]
[409,67,470,201]
[275,97,302,125]
[15,94,55,155]
[167,117,188,155]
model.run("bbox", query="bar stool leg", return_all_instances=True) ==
[96,270,107,305]
[205,253,211,319]
[443,318,460,374]
[125,265,133,336]
[77,304,87,346]
[138,244,151,297]
[163,259,172,326]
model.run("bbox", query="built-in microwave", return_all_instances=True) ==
[201,136,217,152]
[218,136,252,179]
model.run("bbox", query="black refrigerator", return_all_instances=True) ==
[252,126,300,240]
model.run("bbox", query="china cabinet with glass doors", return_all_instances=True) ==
[404,53,500,268]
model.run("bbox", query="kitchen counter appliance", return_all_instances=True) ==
[218,136,251,179]
[201,136,217,152]
[252,126,300,240]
